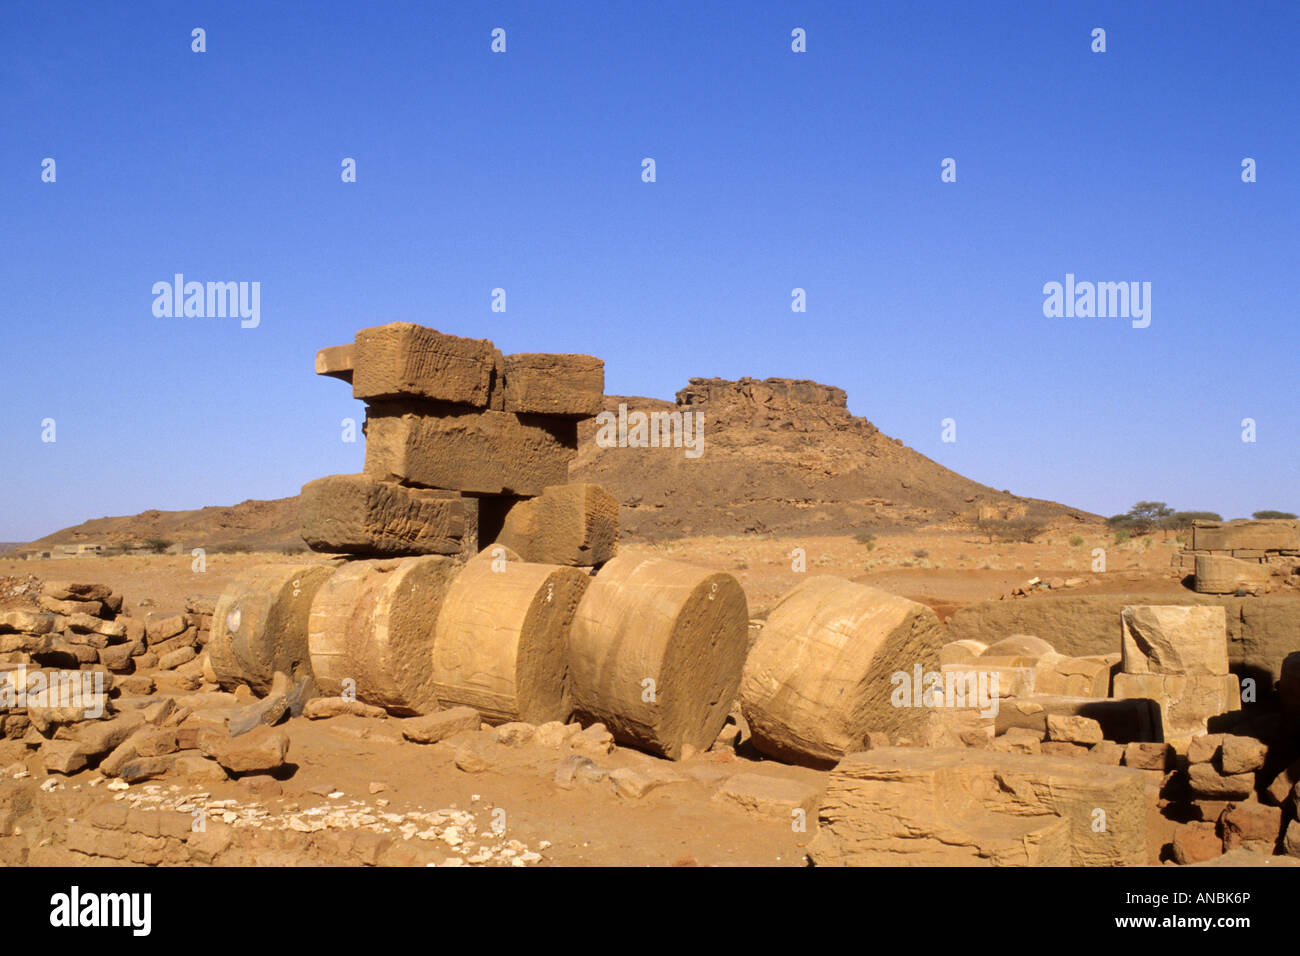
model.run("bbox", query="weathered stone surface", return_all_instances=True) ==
[1192,518,1300,552]
[1188,733,1223,765]
[43,582,113,603]
[1046,714,1103,745]
[494,483,618,567]
[996,695,1159,743]
[119,755,177,783]
[352,323,497,405]
[208,564,335,694]
[984,634,1056,660]
[72,713,144,759]
[133,728,179,758]
[1112,672,1240,742]
[158,646,197,670]
[1120,605,1228,676]
[1264,758,1300,805]
[553,754,602,789]
[431,551,587,724]
[1172,822,1223,864]
[571,556,748,761]
[308,555,461,716]
[1033,653,1111,698]
[1221,801,1282,852]
[501,353,604,418]
[1219,735,1267,775]
[40,739,88,774]
[39,595,105,618]
[399,707,480,744]
[1195,554,1272,595]
[608,765,686,799]
[227,672,291,736]
[364,402,577,497]
[713,773,821,820]
[298,474,478,557]
[939,639,987,666]
[98,643,139,672]
[809,747,1146,866]
[741,576,942,766]
[1188,762,1255,799]
[946,593,1300,689]
[315,343,354,382]
[1124,741,1173,771]
[302,698,388,720]
[145,614,188,645]
[198,726,290,773]
[65,614,125,639]
[0,610,55,635]
[991,726,1043,755]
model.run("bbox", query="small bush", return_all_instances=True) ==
[1113,529,1129,544]
[913,549,929,559]
[854,532,877,550]
[1069,535,1084,547]
[143,538,172,554]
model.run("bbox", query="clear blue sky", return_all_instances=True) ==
[3,1,1298,540]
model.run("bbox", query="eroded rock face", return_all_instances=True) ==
[809,747,1147,867]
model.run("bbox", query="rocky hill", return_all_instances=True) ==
[574,377,1091,538]
[17,377,1092,552]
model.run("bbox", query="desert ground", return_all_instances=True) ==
[0,525,1211,867]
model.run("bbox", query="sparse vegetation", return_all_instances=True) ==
[976,517,1046,544]
[854,531,876,551]
[1069,535,1084,547]
[1253,510,1297,520]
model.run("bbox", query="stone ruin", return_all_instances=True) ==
[2,322,1298,867]
[1174,518,1300,594]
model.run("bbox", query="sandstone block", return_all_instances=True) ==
[1188,762,1255,799]
[810,747,1146,866]
[713,772,821,820]
[315,343,354,382]
[1195,554,1272,595]
[1121,605,1229,676]
[208,564,335,694]
[1112,672,1240,742]
[741,576,942,766]
[1172,822,1223,864]
[298,473,478,557]
[352,322,497,405]
[501,352,604,418]
[1219,734,1267,775]
[308,555,461,715]
[1193,519,1300,552]
[198,726,289,774]
[400,706,480,744]
[363,402,576,496]
[431,551,587,724]
[302,698,388,720]
[571,556,748,761]
[0,611,55,635]
[494,483,618,567]
[1046,714,1103,745]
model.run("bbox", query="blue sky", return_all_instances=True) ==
[2,1,1298,540]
